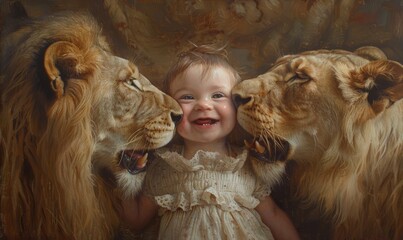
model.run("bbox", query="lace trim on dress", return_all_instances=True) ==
[154,146,248,172]
[154,186,260,213]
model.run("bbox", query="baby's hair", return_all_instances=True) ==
[163,43,240,93]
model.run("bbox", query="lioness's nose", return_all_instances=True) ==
[170,112,182,125]
[233,94,252,108]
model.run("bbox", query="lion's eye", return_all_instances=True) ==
[124,77,143,91]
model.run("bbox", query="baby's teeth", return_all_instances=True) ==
[254,141,266,153]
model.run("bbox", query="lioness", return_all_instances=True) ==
[232,46,402,240]
[0,12,182,239]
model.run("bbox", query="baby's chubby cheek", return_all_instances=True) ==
[220,104,237,118]
[176,115,189,135]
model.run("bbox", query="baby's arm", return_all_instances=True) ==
[121,193,158,232]
[255,196,300,240]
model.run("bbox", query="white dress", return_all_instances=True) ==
[142,145,274,240]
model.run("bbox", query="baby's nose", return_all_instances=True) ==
[195,98,213,110]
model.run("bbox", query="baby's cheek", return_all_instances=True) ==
[219,103,236,115]
[176,115,189,134]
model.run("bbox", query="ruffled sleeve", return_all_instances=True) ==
[252,177,272,200]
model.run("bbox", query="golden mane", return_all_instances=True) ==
[232,46,403,239]
[0,12,181,239]
[1,15,104,238]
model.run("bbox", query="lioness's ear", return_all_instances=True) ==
[354,46,387,61]
[355,60,403,114]
[44,41,81,98]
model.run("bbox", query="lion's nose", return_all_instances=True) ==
[170,112,182,125]
[233,94,252,108]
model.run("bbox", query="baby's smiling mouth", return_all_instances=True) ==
[193,118,219,125]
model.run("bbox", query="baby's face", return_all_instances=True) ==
[169,64,237,145]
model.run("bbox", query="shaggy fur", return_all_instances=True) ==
[232,46,403,240]
[0,12,181,239]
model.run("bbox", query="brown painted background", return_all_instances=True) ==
[1,0,402,239]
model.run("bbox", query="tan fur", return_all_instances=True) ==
[232,46,403,240]
[0,12,181,239]
[250,158,286,188]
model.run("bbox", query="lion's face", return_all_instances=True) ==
[37,21,182,178]
[87,51,181,150]
[89,53,183,196]
[0,13,182,200]
[92,56,181,150]
[232,47,402,163]
[91,54,182,173]
[0,12,184,237]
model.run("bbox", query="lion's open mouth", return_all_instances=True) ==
[119,150,150,174]
[244,137,290,163]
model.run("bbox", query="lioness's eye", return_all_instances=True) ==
[288,72,310,84]
[125,77,143,91]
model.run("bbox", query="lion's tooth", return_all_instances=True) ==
[244,140,252,149]
[254,141,266,153]
[136,153,148,168]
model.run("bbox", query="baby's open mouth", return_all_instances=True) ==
[193,118,219,125]
[119,150,149,174]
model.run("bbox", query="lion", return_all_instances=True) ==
[0,12,182,239]
[232,46,403,240]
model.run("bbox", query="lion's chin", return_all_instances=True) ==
[116,170,146,199]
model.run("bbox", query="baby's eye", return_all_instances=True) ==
[212,93,225,99]
[179,95,194,100]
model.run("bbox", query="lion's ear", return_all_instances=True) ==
[44,41,82,98]
[357,60,403,114]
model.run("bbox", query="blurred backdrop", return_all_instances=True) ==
[2,0,402,89]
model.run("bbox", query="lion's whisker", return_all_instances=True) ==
[127,128,143,141]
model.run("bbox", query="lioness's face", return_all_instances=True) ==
[232,51,369,161]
